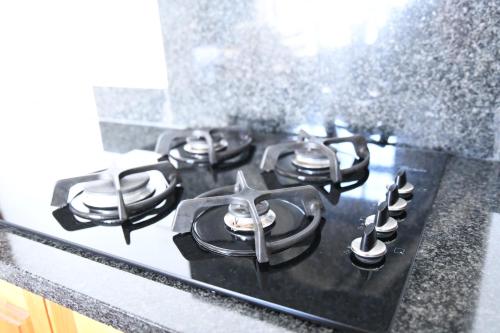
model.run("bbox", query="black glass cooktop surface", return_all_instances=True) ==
[0,131,448,333]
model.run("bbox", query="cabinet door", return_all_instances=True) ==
[0,299,34,333]
[45,299,77,333]
[0,280,50,332]
[22,289,53,333]
[0,280,121,333]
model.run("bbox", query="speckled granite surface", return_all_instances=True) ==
[95,0,500,160]
[0,229,331,333]
[94,87,167,124]
[1,156,498,332]
[392,157,500,332]
[99,121,166,152]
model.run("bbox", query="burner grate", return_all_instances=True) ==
[51,161,180,226]
[155,127,252,166]
[260,130,370,183]
[172,170,323,263]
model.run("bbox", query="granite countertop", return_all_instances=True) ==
[0,155,498,333]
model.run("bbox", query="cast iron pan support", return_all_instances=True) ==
[51,161,179,223]
[155,127,252,165]
[260,130,370,184]
[172,170,323,263]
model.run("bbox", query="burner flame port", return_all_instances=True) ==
[224,201,276,232]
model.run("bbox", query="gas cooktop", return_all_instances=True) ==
[0,129,448,333]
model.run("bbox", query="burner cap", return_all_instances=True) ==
[291,147,331,170]
[183,132,228,155]
[85,173,149,194]
[54,160,179,227]
[192,199,309,256]
[228,200,270,218]
[224,201,276,232]
[80,173,155,209]
[160,128,253,166]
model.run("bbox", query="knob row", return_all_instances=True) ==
[351,170,414,265]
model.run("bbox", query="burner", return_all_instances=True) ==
[224,201,276,232]
[53,193,178,244]
[291,146,331,170]
[51,161,180,226]
[155,127,252,166]
[79,173,155,209]
[183,131,228,155]
[260,130,370,183]
[172,170,323,263]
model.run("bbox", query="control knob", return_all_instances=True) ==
[387,184,407,215]
[394,170,414,196]
[351,223,387,264]
[365,201,398,236]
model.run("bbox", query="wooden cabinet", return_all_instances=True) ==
[0,280,120,333]
[0,300,33,333]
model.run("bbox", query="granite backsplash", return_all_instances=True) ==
[94,0,499,160]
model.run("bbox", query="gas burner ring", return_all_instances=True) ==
[172,171,323,263]
[228,200,270,217]
[224,204,276,232]
[191,198,314,257]
[224,200,276,232]
[80,173,155,210]
[183,132,228,155]
[156,128,252,166]
[260,130,370,184]
[68,171,174,224]
[274,153,332,183]
[52,161,180,226]
[291,147,331,170]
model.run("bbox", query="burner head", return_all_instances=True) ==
[224,201,276,232]
[156,128,253,166]
[195,199,306,255]
[80,173,155,209]
[183,131,228,155]
[172,170,323,263]
[260,130,370,184]
[291,146,331,170]
[52,161,180,226]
